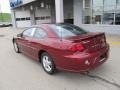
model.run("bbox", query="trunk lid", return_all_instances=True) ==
[65,32,106,52]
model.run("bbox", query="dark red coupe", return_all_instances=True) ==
[13,23,109,74]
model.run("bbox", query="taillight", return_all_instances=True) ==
[69,44,85,52]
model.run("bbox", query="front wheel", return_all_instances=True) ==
[41,52,56,74]
[13,41,20,53]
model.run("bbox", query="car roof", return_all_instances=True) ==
[31,23,72,27]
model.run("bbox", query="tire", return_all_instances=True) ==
[41,52,56,74]
[13,41,20,53]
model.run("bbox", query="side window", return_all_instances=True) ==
[23,28,35,37]
[33,28,47,39]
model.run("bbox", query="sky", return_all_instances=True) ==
[0,0,11,13]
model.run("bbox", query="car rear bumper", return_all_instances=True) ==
[57,44,110,73]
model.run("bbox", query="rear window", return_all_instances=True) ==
[50,24,87,38]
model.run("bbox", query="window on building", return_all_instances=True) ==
[41,17,45,20]
[83,8,91,24]
[104,0,116,6]
[21,18,26,21]
[92,0,103,24]
[35,17,40,20]
[82,0,120,25]
[16,18,20,21]
[104,0,116,12]
[26,17,30,20]
[85,0,91,8]
[103,13,114,24]
[46,16,51,19]
[93,0,103,7]
[83,0,92,24]
[117,0,120,10]
[115,13,120,25]
[103,0,116,25]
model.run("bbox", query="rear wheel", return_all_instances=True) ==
[41,52,56,74]
[13,41,20,53]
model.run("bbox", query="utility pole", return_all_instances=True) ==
[0,4,4,23]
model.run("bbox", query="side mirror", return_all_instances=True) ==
[17,33,22,37]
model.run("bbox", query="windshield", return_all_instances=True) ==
[50,24,87,38]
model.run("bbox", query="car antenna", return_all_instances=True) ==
[60,27,63,41]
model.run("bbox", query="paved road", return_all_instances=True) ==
[0,27,120,90]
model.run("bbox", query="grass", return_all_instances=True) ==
[0,13,11,22]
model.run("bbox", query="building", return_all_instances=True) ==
[10,0,120,34]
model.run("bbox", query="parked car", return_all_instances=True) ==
[0,24,4,27]
[0,23,12,27]
[12,23,109,74]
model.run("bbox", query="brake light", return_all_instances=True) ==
[69,44,85,52]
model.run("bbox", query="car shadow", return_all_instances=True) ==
[10,48,111,87]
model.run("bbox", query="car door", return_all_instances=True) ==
[17,28,36,55]
[27,27,48,61]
